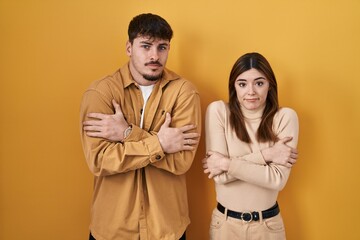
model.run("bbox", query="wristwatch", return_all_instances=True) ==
[123,125,132,140]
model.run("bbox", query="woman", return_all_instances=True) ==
[202,52,299,240]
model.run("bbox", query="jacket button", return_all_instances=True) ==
[155,155,161,160]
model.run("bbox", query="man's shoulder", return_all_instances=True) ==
[87,68,124,91]
[163,69,198,93]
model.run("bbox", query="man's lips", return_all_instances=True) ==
[145,62,162,67]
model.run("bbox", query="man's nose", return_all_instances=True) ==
[149,48,159,61]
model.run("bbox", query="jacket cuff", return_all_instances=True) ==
[143,135,165,163]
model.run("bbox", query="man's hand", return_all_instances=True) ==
[202,151,230,179]
[157,113,200,153]
[261,137,298,168]
[83,100,129,142]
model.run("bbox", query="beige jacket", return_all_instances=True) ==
[80,63,201,240]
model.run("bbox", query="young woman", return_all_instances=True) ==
[202,52,299,240]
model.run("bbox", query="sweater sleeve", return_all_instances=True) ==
[227,108,299,190]
[205,101,270,184]
[205,101,235,183]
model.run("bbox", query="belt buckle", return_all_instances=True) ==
[241,212,253,223]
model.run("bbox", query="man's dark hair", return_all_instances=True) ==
[128,13,173,43]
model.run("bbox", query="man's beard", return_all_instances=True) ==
[143,72,163,81]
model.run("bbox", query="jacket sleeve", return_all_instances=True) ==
[80,88,165,177]
[150,81,202,175]
[227,108,299,190]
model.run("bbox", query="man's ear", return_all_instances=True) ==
[126,41,132,56]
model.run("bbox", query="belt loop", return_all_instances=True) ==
[224,207,228,220]
[259,210,264,223]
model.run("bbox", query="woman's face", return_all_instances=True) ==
[234,68,270,111]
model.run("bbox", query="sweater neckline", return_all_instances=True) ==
[241,105,265,120]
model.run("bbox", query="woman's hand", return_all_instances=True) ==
[202,151,230,178]
[261,137,298,167]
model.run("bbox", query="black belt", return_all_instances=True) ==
[217,202,280,222]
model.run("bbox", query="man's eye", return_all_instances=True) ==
[142,45,150,49]
[159,46,167,51]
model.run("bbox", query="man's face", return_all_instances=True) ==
[127,36,170,85]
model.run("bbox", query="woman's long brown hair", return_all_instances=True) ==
[228,52,279,143]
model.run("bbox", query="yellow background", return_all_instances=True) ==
[1,0,359,239]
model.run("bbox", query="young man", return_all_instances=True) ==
[80,13,201,240]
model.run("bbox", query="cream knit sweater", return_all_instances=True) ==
[205,100,299,212]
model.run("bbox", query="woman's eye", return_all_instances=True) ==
[239,83,246,87]
[256,82,264,86]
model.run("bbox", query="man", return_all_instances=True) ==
[80,13,201,240]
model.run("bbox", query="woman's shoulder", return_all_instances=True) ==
[207,100,229,113]
[274,107,299,124]
[207,100,228,109]
[206,100,231,121]
[277,107,298,117]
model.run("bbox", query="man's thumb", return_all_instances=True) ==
[163,112,171,127]
[112,99,122,114]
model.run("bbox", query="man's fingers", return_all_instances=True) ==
[183,132,200,139]
[83,120,103,127]
[85,131,103,138]
[184,138,198,146]
[182,145,195,151]
[83,125,101,131]
[87,112,106,120]
[179,124,197,132]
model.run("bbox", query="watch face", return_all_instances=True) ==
[124,126,132,138]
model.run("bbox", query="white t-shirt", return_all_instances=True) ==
[138,84,154,128]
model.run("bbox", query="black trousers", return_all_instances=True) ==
[90,232,186,240]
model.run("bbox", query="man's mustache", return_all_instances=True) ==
[145,61,162,67]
